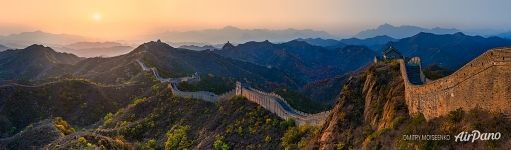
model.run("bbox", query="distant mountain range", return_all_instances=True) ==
[178,45,217,51]
[0,42,299,89]
[0,31,137,58]
[295,38,345,49]
[147,26,336,44]
[355,23,460,39]
[0,44,9,51]
[0,31,90,48]
[56,42,133,58]
[0,39,376,102]
[340,35,398,51]
[390,32,511,69]
[497,31,511,39]
[296,35,397,51]
[3,32,511,82]
[214,40,376,85]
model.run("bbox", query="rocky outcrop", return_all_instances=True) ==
[314,62,408,149]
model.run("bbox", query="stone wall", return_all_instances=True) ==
[400,48,511,120]
[236,82,332,125]
[137,60,331,125]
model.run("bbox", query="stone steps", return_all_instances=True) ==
[406,65,423,84]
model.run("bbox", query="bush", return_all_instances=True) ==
[132,97,147,106]
[280,118,296,129]
[54,117,75,135]
[165,125,191,150]
[145,139,157,150]
[103,113,114,126]
[214,136,230,150]
[448,108,464,123]
[77,136,93,148]
[281,125,320,149]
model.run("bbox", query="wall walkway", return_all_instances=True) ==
[399,48,511,120]
[136,60,331,125]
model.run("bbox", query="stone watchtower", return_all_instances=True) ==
[222,41,235,50]
[374,45,404,63]
[235,81,242,95]
[382,46,403,60]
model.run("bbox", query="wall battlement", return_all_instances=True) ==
[400,48,511,120]
[236,82,331,125]
[137,60,330,125]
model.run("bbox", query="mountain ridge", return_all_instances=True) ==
[355,23,460,39]
[0,44,83,81]
[389,32,511,69]
[0,31,90,48]
[148,26,336,44]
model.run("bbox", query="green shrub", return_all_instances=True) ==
[264,136,272,143]
[281,125,320,149]
[54,117,75,135]
[214,136,230,150]
[77,136,93,148]
[132,97,147,106]
[165,125,191,150]
[145,139,157,150]
[280,118,296,129]
[103,113,114,126]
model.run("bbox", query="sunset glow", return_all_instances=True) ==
[92,12,102,22]
[0,0,510,40]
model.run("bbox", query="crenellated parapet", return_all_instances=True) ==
[400,48,511,120]
[136,60,330,125]
[235,82,331,125]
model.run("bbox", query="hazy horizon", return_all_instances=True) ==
[1,0,511,41]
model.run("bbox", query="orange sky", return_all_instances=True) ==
[1,0,510,40]
[0,0,357,40]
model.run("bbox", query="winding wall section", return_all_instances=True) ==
[136,60,331,125]
[400,48,511,120]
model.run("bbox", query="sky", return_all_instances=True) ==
[1,0,510,40]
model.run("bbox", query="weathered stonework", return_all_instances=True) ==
[235,83,332,125]
[400,48,511,120]
[137,60,331,125]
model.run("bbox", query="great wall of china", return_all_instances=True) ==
[400,47,511,120]
[136,60,331,125]
[136,47,510,124]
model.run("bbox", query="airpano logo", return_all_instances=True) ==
[454,130,501,142]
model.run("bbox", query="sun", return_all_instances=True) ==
[92,12,102,21]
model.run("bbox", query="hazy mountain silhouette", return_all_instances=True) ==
[296,35,397,51]
[0,31,89,48]
[340,35,398,51]
[57,42,133,58]
[149,26,336,44]
[178,45,217,51]
[497,31,511,39]
[295,38,344,48]
[390,32,511,69]
[355,23,460,39]
[0,44,9,51]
